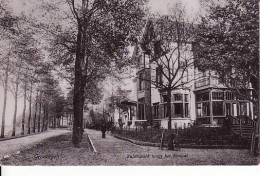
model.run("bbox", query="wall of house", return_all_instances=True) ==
[160,119,192,129]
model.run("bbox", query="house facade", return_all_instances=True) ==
[116,19,254,129]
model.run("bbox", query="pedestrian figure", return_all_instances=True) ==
[173,134,180,151]
[101,121,106,138]
[224,115,231,133]
[167,133,174,150]
[111,124,115,134]
[168,133,180,151]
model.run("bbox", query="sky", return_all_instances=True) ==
[148,0,201,16]
[7,0,202,16]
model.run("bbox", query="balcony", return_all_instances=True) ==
[195,76,220,89]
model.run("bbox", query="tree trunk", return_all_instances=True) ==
[27,82,33,134]
[38,91,42,132]
[33,91,38,133]
[41,108,45,132]
[45,107,49,131]
[257,53,260,154]
[12,58,22,137]
[72,23,84,147]
[21,82,27,135]
[12,72,20,137]
[167,89,172,130]
[1,57,9,138]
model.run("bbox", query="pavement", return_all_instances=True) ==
[0,129,71,159]
[86,129,259,165]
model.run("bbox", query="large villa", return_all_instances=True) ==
[112,18,254,130]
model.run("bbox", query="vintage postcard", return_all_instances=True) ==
[0,0,259,173]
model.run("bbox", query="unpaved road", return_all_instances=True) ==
[0,129,71,159]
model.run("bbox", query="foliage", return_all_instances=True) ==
[194,0,259,103]
[106,86,132,111]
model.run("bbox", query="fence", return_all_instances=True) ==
[112,126,245,146]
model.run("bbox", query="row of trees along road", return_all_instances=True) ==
[35,0,147,147]
[0,1,67,138]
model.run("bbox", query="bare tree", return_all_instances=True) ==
[140,3,198,130]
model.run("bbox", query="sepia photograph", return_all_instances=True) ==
[0,0,259,168]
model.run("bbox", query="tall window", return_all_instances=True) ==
[202,102,210,116]
[160,93,189,118]
[138,98,145,120]
[153,103,159,119]
[139,72,145,91]
[156,65,163,87]
[213,102,224,116]
[196,91,210,118]
[184,103,189,117]
[175,103,183,117]
[197,103,202,117]
[239,102,247,116]
[212,91,224,116]
[154,40,162,58]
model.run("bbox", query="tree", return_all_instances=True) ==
[140,3,197,130]
[194,0,259,154]
[39,0,147,146]
[26,50,44,134]
[194,0,258,103]
[8,18,39,136]
[0,1,17,138]
[47,87,66,129]
[107,86,131,110]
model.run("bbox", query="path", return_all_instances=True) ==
[0,129,71,159]
[86,129,259,165]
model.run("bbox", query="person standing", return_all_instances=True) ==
[101,121,106,138]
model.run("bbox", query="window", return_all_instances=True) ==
[161,95,168,103]
[233,103,238,116]
[174,94,183,101]
[196,92,209,101]
[154,40,162,58]
[184,94,189,102]
[212,92,224,100]
[196,92,210,118]
[239,102,247,116]
[225,92,235,100]
[156,65,163,87]
[202,102,210,116]
[144,54,150,68]
[175,103,183,117]
[153,103,159,119]
[138,98,145,120]
[139,72,145,91]
[184,103,189,117]
[161,93,190,118]
[213,102,224,116]
[197,103,202,117]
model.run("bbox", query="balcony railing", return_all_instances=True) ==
[195,76,219,89]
